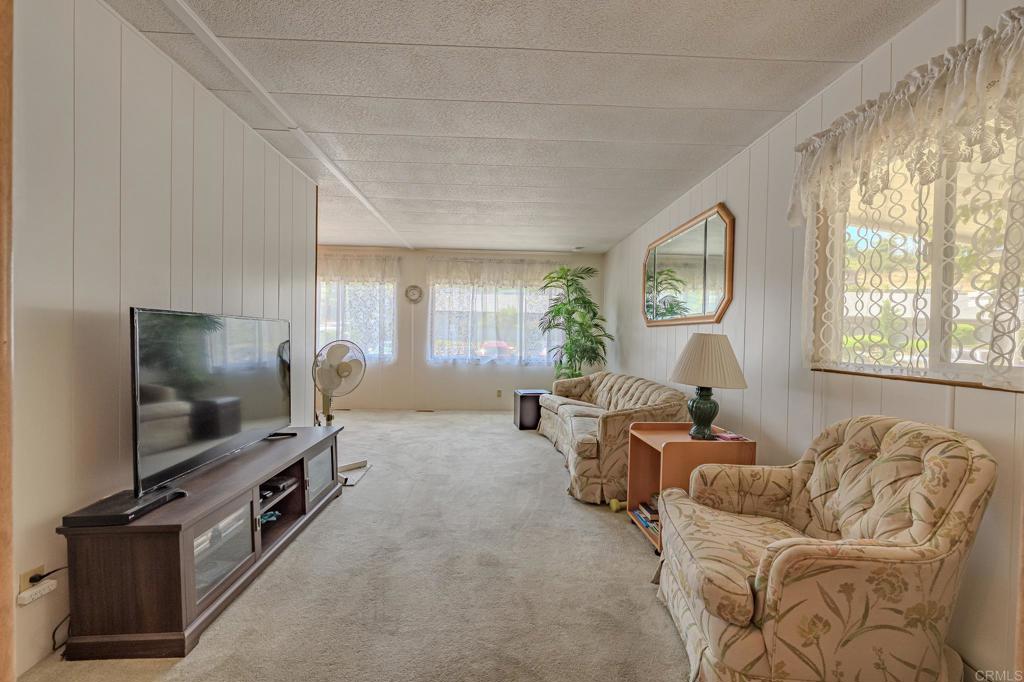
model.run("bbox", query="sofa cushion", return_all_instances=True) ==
[588,372,687,411]
[568,417,599,459]
[558,404,605,420]
[539,393,594,414]
[660,488,804,626]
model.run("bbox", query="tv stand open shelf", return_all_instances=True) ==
[57,425,343,660]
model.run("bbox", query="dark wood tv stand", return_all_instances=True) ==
[57,425,343,660]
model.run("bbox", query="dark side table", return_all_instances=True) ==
[513,389,550,430]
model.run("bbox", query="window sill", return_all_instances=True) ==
[811,367,1023,394]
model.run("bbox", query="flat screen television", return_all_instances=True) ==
[131,308,292,497]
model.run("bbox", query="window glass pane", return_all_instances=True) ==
[840,159,932,372]
[316,280,396,362]
[429,281,560,366]
[946,148,1015,367]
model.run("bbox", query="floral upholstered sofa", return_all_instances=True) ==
[656,415,996,682]
[537,371,688,503]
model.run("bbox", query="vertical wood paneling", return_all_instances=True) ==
[263,146,280,319]
[120,27,172,464]
[760,117,797,464]
[879,380,953,426]
[242,127,265,317]
[11,7,317,675]
[222,112,244,315]
[290,170,307,425]
[822,372,854,427]
[193,87,223,314]
[850,375,883,415]
[967,0,1019,37]
[11,0,74,673]
[72,0,121,500]
[788,97,821,455]
[891,0,958,79]
[305,182,317,424]
[719,151,750,432]
[0,0,9,675]
[821,64,862,126]
[950,387,1017,670]
[278,161,293,323]
[170,66,194,311]
[861,42,893,99]
[740,137,769,443]
[120,29,171,309]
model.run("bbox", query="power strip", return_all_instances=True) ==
[17,578,57,606]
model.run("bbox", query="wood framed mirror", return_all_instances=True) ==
[643,202,735,326]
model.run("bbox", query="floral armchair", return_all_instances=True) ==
[656,415,997,682]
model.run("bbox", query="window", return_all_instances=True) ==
[428,259,563,366]
[316,250,399,363]
[317,280,396,361]
[790,20,1024,390]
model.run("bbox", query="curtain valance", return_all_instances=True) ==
[427,256,562,287]
[789,7,1024,226]
[317,248,400,283]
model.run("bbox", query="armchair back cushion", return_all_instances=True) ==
[786,415,987,543]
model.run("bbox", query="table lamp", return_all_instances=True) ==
[669,333,747,440]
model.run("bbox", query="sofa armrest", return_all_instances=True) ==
[689,463,795,520]
[552,375,591,399]
[597,402,689,456]
[755,537,953,681]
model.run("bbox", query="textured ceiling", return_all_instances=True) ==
[106,0,937,252]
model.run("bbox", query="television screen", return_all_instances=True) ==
[131,308,292,496]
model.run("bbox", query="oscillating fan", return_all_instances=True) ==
[312,340,366,424]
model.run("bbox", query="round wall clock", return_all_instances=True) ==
[404,284,424,304]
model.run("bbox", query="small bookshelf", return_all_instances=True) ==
[626,422,755,551]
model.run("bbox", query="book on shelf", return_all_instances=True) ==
[637,501,659,520]
[631,510,660,534]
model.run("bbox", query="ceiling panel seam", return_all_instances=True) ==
[157,0,413,249]
[234,91,794,112]
[300,133,748,146]
[203,34,860,65]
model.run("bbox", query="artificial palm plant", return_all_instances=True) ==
[539,265,614,379]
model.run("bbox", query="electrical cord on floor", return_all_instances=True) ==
[30,566,67,584]
[52,614,70,653]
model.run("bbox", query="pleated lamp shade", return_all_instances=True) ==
[670,333,747,389]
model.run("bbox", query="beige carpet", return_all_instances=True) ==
[22,411,690,682]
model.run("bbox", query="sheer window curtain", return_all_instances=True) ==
[316,248,399,367]
[789,8,1024,390]
[428,257,564,366]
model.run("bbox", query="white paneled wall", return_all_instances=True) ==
[11,0,317,674]
[602,0,1021,673]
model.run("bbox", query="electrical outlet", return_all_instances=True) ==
[496,389,502,398]
[17,579,57,606]
[20,565,43,592]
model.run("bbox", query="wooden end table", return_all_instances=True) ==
[626,422,756,551]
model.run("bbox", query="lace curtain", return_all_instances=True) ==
[427,257,563,366]
[789,8,1024,389]
[316,248,400,364]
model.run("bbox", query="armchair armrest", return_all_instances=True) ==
[755,537,953,681]
[689,462,794,520]
[552,375,591,399]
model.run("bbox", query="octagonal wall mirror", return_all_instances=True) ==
[643,202,735,326]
